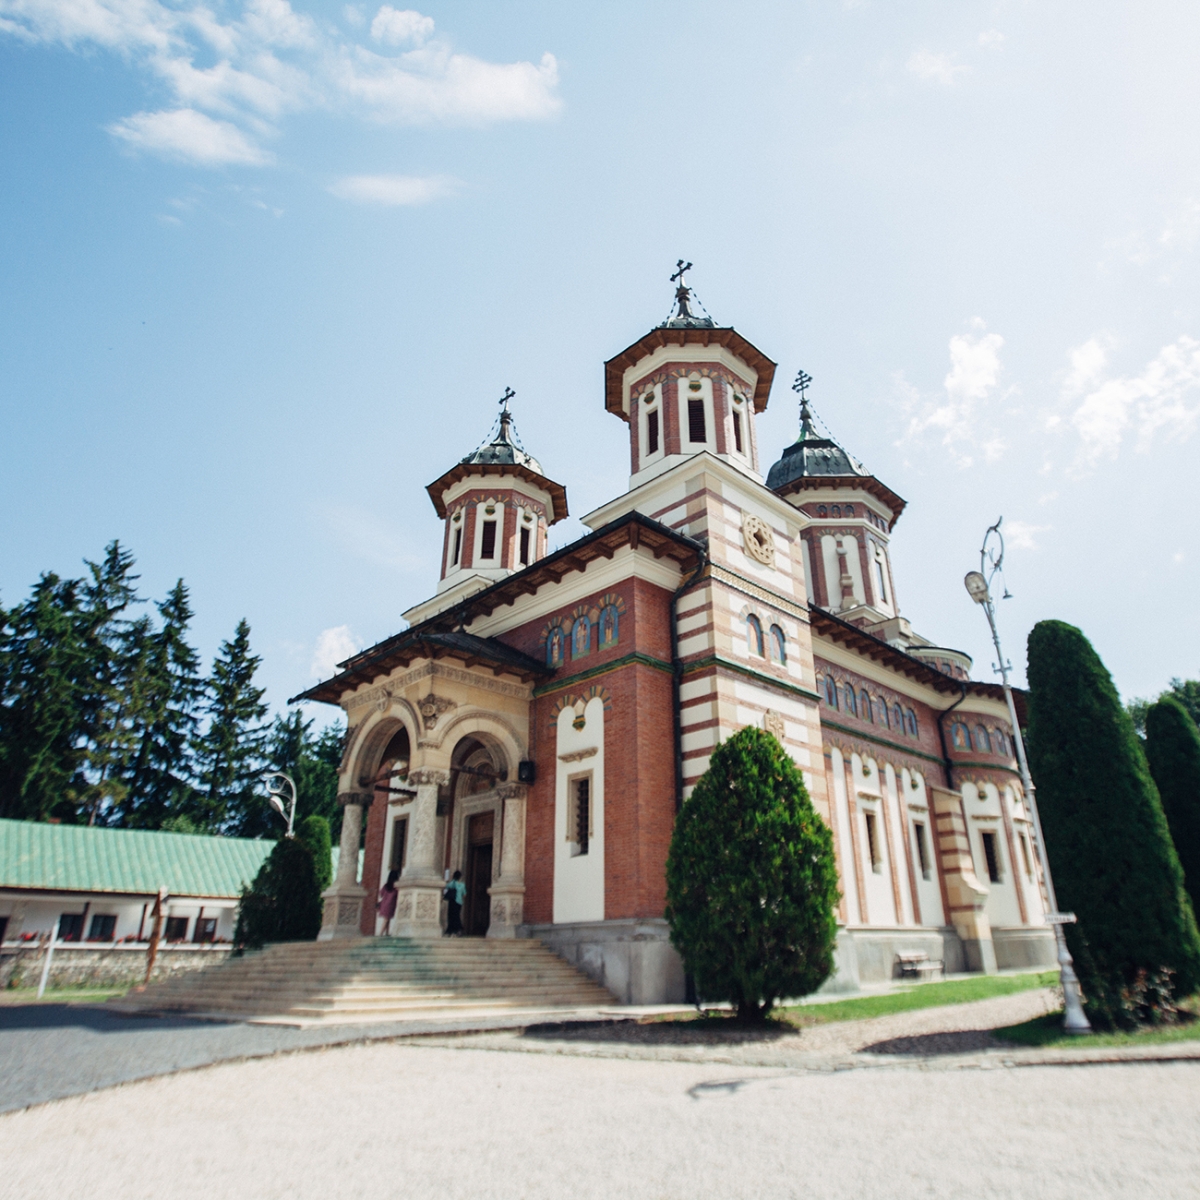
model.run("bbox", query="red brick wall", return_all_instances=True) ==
[359,799,387,935]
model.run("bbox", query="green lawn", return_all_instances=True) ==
[0,985,127,1005]
[996,1008,1200,1048]
[776,971,1058,1028]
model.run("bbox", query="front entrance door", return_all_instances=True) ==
[464,811,494,936]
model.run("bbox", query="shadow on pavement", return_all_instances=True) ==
[0,1003,234,1033]
[523,1018,798,1045]
[860,1030,1003,1056]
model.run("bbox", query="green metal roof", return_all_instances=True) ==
[0,819,275,899]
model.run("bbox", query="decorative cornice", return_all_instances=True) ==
[343,661,531,713]
[682,654,822,705]
[337,791,373,808]
[706,563,810,623]
[532,651,672,697]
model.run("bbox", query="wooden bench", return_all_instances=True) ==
[896,951,944,980]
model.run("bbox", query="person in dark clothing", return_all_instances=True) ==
[444,869,465,936]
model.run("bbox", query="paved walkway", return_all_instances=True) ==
[2,1037,1197,1199]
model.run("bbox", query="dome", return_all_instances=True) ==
[765,400,869,492]
[461,392,543,475]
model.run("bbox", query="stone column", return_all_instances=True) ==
[318,791,372,941]
[392,768,448,938]
[487,784,527,938]
[930,786,997,973]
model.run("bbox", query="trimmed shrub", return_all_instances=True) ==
[1146,697,1200,923]
[297,814,333,891]
[234,836,323,952]
[1026,620,1200,1028]
[665,726,840,1021]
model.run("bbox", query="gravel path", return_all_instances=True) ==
[1,1038,1196,1199]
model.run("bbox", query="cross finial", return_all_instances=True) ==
[792,370,815,437]
[670,259,694,319]
[499,386,515,414]
[792,370,813,398]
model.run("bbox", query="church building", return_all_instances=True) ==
[296,272,1056,1003]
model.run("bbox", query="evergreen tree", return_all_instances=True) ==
[1145,697,1200,927]
[1166,678,1200,728]
[264,710,344,841]
[665,726,840,1021]
[297,814,333,891]
[117,581,203,829]
[234,835,323,950]
[0,574,90,821]
[191,619,267,834]
[76,542,144,825]
[1027,620,1200,1027]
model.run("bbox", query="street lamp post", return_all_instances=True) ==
[964,517,1091,1034]
[263,772,298,838]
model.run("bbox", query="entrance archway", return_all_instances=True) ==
[447,735,508,937]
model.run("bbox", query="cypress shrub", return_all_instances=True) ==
[297,814,333,891]
[234,836,323,952]
[665,726,840,1021]
[1145,697,1200,924]
[1026,620,1200,1027]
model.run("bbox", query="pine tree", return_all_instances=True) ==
[297,814,333,891]
[191,619,267,834]
[1145,697,1200,927]
[264,711,344,841]
[0,574,90,821]
[665,726,840,1020]
[1166,678,1200,728]
[1027,620,1200,1027]
[118,581,204,829]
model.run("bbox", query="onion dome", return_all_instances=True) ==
[765,397,871,490]
[459,387,545,474]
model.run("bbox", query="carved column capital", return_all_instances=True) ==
[497,782,528,801]
[408,768,450,787]
[337,790,373,809]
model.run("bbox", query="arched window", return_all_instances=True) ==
[904,708,918,737]
[951,722,969,750]
[974,725,992,754]
[572,617,591,658]
[893,703,904,730]
[831,504,841,517]
[822,675,839,709]
[769,624,786,664]
[994,729,1008,757]
[844,504,855,517]
[861,690,873,722]
[817,505,827,517]
[844,687,858,717]
[546,626,564,669]
[598,604,619,650]
[746,614,764,657]
[876,697,890,728]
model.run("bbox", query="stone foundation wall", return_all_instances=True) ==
[524,918,685,1005]
[1,943,234,990]
[992,926,1057,971]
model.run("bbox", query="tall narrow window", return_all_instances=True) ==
[732,410,744,453]
[981,830,1002,883]
[452,527,462,566]
[647,409,660,455]
[823,675,839,709]
[844,686,858,717]
[913,822,931,880]
[905,708,919,737]
[688,398,707,444]
[572,617,591,658]
[770,624,786,664]
[519,526,531,566]
[893,703,904,730]
[861,690,873,722]
[746,614,764,657]
[570,776,591,856]
[1018,830,1033,878]
[974,725,992,754]
[599,605,619,649]
[875,555,889,605]
[865,811,882,873]
[480,520,497,560]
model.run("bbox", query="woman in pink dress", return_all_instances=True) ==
[377,869,399,935]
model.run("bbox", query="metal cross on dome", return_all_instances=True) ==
[499,386,515,414]
[670,259,695,320]
[792,369,813,398]
[792,370,815,437]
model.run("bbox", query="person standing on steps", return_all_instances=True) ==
[444,870,466,937]
[377,869,399,936]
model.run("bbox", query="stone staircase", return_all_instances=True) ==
[108,937,616,1024]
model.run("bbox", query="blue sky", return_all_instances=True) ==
[2,1,1198,727]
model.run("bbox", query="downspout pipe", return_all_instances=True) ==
[936,681,969,786]
[671,546,710,813]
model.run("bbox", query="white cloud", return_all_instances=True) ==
[370,5,433,47]
[978,29,1005,48]
[906,49,968,85]
[311,625,361,679]
[0,0,561,166]
[108,108,271,165]
[900,320,1006,467]
[1002,520,1049,551]
[1067,335,1200,471]
[328,172,455,204]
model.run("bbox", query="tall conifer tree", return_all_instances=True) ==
[191,619,267,833]
[1027,620,1200,1025]
[1145,697,1200,926]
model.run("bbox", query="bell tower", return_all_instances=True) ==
[603,263,777,489]
[421,389,567,607]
